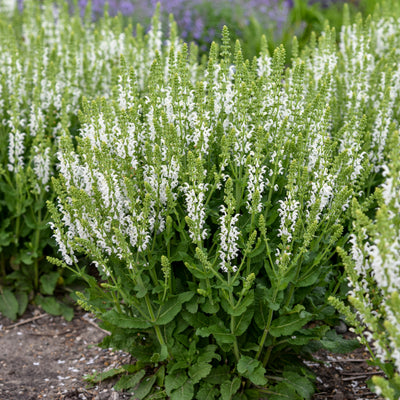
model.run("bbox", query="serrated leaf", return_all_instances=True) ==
[165,371,187,396]
[188,362,212,384]
[198,345,221,363]
[196,324,235,344]
[0,288,19,320]
[268,382,299,400]
[170,380,194,400]
[237,356,267,386]
[221,377,241,400]
[270,312,313,337]
[102,309,152,329]
[283,371,314,399]
[197,384,219,400]
[168,360,189,374]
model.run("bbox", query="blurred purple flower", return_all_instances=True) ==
[17,0,295,48]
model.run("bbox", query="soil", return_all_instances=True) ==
[0,306,385,400]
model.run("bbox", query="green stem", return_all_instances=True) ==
[262,342,275,367]
[144,293,170,357]
[0,254,5,277]
[33,207,42,291]
[227,271,240,361]
[255,287,279,361]
[14,215,21,245]
[231,314,240,361]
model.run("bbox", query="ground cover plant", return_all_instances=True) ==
[45,1,400,399]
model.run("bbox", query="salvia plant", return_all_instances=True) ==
[0,0,190,319]
[45,1,400,398]
[330,132,400,399]
[327,5,400,399]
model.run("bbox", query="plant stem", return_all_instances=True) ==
[231,315,240,361]
[255,287,279,361]
[262,343,274,367]
[0,253,5,277]
[228,271,240,361]
[33,207,42,291]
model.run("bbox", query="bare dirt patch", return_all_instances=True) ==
[0,305,385,400]
[0,305,132,400]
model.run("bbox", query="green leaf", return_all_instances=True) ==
[185,295,199,313]
[221,377,241,400]
[84,367,125,383]
[168,360,189,374]
[185,262,213,279]
[0,288,19,320]
[102,309,152,329]
[295,268,321,287]
[232,306,254,336]
[196,324,235,344]
[40,271,60,295]
[36,296,62,316]
[205,365,231,384]
[320,330,360,353]
[133,373,157,400]
[59,303,74,321]
[16,291,29,316]
[200,297,220,313]
[156,292,194,325]
[237,356,267,386]
[198,345,221,363]
[182,309,216,328]
[165,371,188,396]
[114,369,146,390]
[170,380,194,400]
[189,362,212,384]
[196,384,219,400]
[221,291,254,316]
[268,382,299,400]
[270,312,313,337]
[283,371,314,399]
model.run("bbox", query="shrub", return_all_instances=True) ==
[48,2,400,398]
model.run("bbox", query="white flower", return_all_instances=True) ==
[219,205,240,273]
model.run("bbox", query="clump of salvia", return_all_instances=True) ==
[1,0,400,398]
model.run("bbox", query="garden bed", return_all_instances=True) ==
[0,306,384,400]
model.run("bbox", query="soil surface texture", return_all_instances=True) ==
[0,306,384,400]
